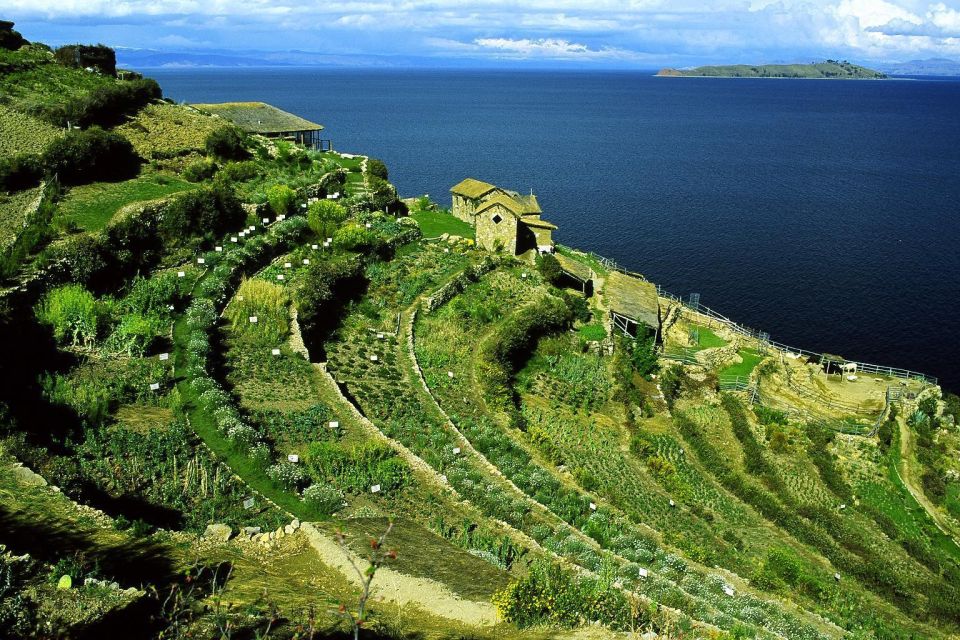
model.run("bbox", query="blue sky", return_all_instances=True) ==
[3,0,960,66]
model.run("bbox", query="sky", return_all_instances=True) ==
[2,0,960,67]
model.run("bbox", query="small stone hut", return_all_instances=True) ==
[605,271,661,338]
[450,178,557,256]
[191,102,328,150]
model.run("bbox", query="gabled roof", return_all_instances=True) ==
[475,193,526,216]
[451,178,497,200]
[503,190,542,215]
[190,102,324,134]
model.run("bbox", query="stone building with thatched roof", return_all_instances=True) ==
[450,178,557,257]
[191,101,329,150]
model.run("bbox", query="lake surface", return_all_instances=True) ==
[149,68,960,390]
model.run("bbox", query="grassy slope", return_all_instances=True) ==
[0,185,42,251]
[57,174,195,231]
[411,209,476,239]
[0,104,61,158]
[116,102,222,160]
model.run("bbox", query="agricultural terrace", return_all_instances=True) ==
[2,34,959,638]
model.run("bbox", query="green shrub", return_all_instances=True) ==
[493,560,645,630]
[37,79,162,128]
[35,284,99,347]
[307,199,348,239]
[536,253,562,285]
[578,323,606,342]
[0,153,43,192]
[204,126,249,161]
[266,183,296,217]
[182,157,218,183]
[42,127,140,185]
[159,182,245,242]
[301,482,344,515]
[219,160,259,182]
[333,223,378,252]
[365,158,388,180]
[629,331,658,379]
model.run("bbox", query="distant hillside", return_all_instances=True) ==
[878,58,960,76]
[657,60,886,79]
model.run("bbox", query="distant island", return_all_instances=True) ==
[657,60,886,79]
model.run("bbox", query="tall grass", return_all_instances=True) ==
[225,277,289,344]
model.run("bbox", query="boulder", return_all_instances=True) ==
[284,525,295,535]
[242,526,262,539]
[10,463,46,487]
[203,523,233,543]
[290,518,300,530]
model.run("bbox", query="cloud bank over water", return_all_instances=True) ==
[3,0,960,66]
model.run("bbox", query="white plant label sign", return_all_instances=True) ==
[271,348,281,356]
[249,316,258,323]
[159,353,169,361]
[370,484,381,493]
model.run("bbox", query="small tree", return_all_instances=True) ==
[307,199,348,239]
[204,127,249,161]
[36,285,99,348]
[365,158,388,180]
[334,521,396,640]
[42,127,140,185]
[536,253,563,286]
[266,184,296,217]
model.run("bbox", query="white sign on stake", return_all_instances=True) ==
[231,237,238,243]
[167,304,175,311]
[303,259,310,265]
[638,568,648,578]
[669,499,676,507]
[276,274,285,280]
[149,382,160,391]
[311,244,319,250]
[443,248,450,253]
[249,225,255,231]
[159,353,169,361]
[177,271,185,278]
[522,272,527,278]
[249,316,258,323]
[447,371,454,379]
[271,348,281,356]
[326,237,333,243]
[287,454,300,463]
[197,258,205,264]
[370,484,381,493]
[723,586,735,597]
[452,447,461,455]
[329,421,339,430]
[284,262,292,268]
[589,502,597,511]
[365,222,372,229]
[370,354,378,362]
[277,214,286,221]
[243,497,255,510]
[215,246,222,252]
[376,333,384,339]
[262,217,270,224]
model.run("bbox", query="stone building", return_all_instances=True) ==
[450,178,557,257]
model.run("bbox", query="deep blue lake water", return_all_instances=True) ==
[149,68,960,390]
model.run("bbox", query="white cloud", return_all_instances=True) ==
[5,0,960,62]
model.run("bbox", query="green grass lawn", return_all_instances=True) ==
[57,173,195,231]
[689,324,727,350]
[718,348,763,377]
[410,210,475,239]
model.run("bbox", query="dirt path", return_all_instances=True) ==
[299,522,497,627]
[897,419,960,541]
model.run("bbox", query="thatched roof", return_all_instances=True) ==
[190,102,324,134]
[556,254,592,283]
[451,178,497,200]
[605,271,660,329]
[522,217,558,230]
[475,193,525,216]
